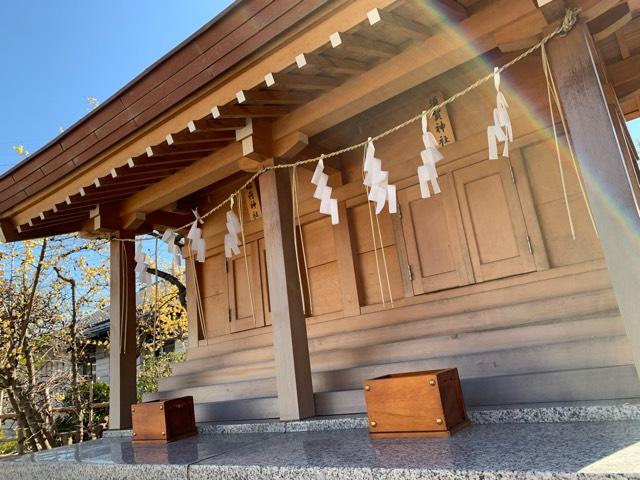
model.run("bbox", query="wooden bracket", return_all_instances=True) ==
[0,219,18,243]
[273,131,308,160]
[122,212,147,230]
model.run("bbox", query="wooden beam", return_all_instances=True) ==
[168,130,236,145]
[329,31,399,58]
[615,31,630,59]
[238,119,273,162]
[435,0,468,22]
[259,167,315,421]
[265,72,341,91]
[590,3,632,42]
[187,117,246,133]
[607,53,640,99]
[121,141,245,215]
[238,157,263,172]
[273,0,533,142]
[108,233,137,430]
[0,219,18,243]
[547,21,640,381]
[212,105,289,119]
[581,0,623,22]
[165,136,231,150]
[367,8,431,39]
[295,53,369,76]
[536,0,566,24]
[273,131,309,160]
[13,223,82,241]
[236,90,314,105]
[145,210,192,229]
[242,136,272,162]
[122,212,146,230]
[494,9,547,53]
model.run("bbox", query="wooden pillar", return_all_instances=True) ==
[108,234,137,429]
[259,168,315,420]
[547,22,640,379]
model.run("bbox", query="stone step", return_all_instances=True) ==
[159,315,625,393]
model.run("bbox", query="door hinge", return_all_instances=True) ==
[397,204,402,220]
[526,235,533,255]
[407,264,413,281]
[509,162,516,184]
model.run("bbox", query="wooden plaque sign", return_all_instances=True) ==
[242,180,262,221]
[427,92,456,147]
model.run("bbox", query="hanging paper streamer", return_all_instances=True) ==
[224,205,242,258]
[310,156,339,225]
[363,139,396,215]
[487,67,513,160]
[418,112,444,198]
[187,209,206,263]
[161,228,183,267]
[135,244,152,284]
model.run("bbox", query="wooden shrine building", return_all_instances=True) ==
[1,0,640,430]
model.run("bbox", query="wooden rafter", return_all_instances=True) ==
[367,8,431,39]
[329,31,399,58]
[272,0,534,142]
[121,141,246,215]
[188,117,246,133]
[236,89,314,105]
[295,52,370,76]
[264,72,341,90]
[212,105,290,119]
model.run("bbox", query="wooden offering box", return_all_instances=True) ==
[363,369,470,438]
[131,396,197,443]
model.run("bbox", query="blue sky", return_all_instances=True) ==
[0,0,232,174]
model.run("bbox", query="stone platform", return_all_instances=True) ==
[3,418,640,479]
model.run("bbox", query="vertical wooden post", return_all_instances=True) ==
[259,168,315,420]
[547,23,640,379]
[108,234,137,430]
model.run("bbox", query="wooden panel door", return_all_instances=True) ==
[227,240,265,332]
[199,253,230,338]
[300,216,343,316]
[398,175,474,294]
[454,159,536,282]
[348,201,404,306]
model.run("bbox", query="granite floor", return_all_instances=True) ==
[2,421,640,480]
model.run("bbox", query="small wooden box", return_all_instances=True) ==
[363,369,470,438]
[131,396,197,443]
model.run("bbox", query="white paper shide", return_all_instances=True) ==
[224,207,242,258]
[418,113,444,198]
[187,209,206,263]
[161,228,182,266]
[487,67,513,160]
[363,139,396,215]
[311,156,339,225]
[135,244,151,284]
